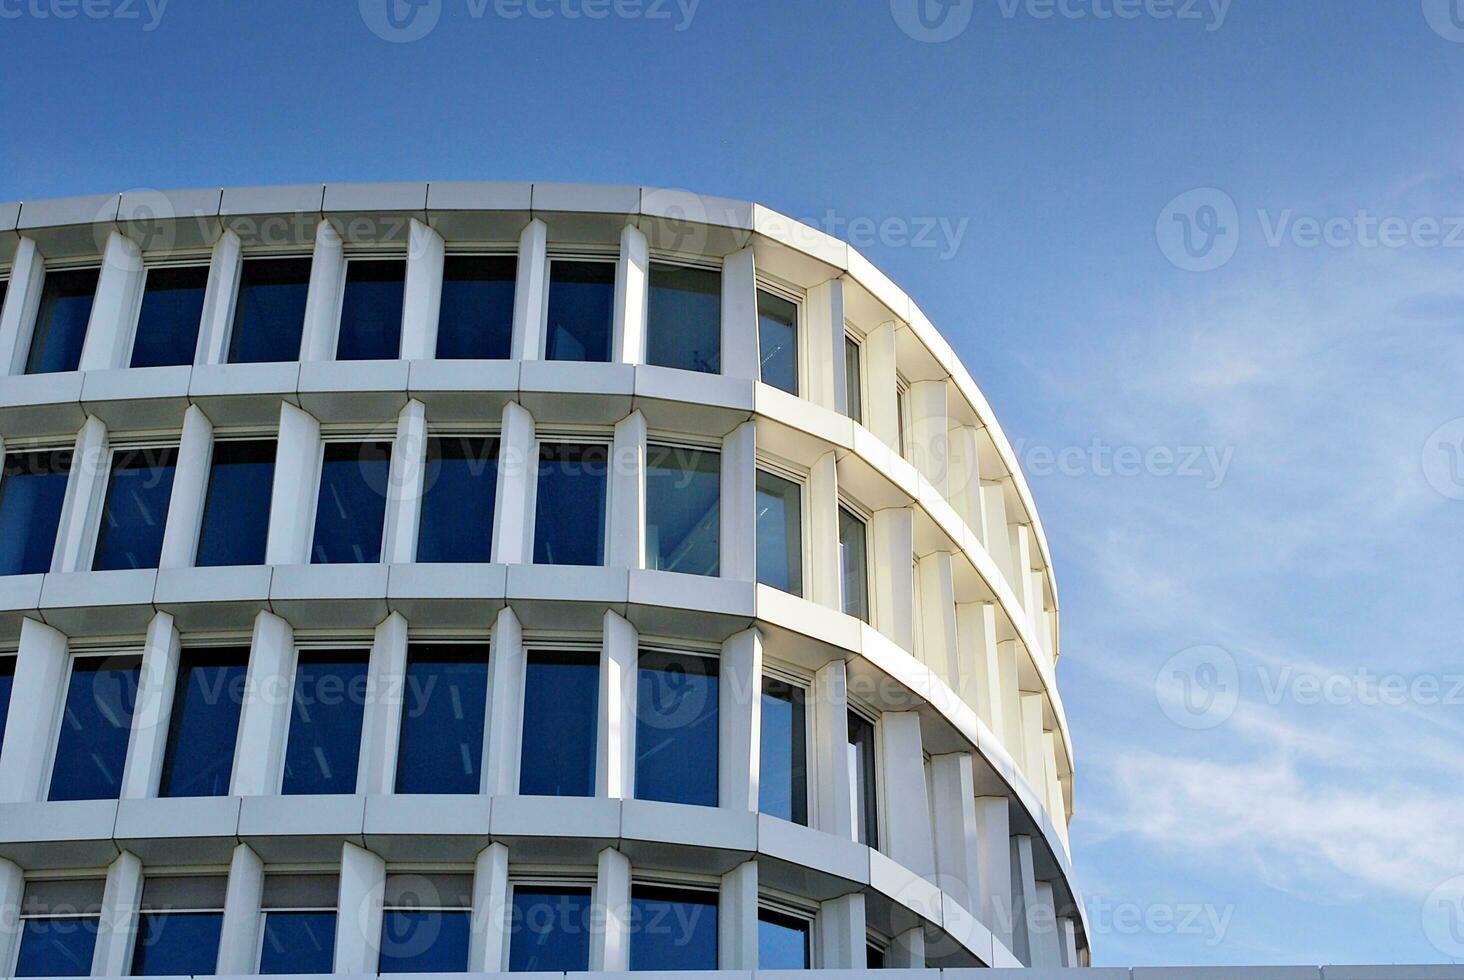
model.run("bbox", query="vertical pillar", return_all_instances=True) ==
[1020,693,1049,793]
[230,611,295,797]
[79,230,144,372]
[718,628,761,814]
[589,847,630,972]
[0,237,47,375]
[878,712,936,880]
[946,425,983,532]
[52,417,109,574]
[806,452,841,610]
[509,219,548,361]
[929,753,979,914]
[299,220,345,362]
[980,480,1014,583]
[1011,834,1038,965]
[1044,731,1066,825]
[720,247,758,381]
[862,322,900,450]
[265,403,321,566]
[956,602,1005,737]
[607,410,646,569]
[196,228,243,366]
[399,218,444,361]
[489,402,535,566]
[334,842,385,975]
[804,277,846,413]
[381,399,427,564]
[719,420,756,582]
[869,508,914,652]
[0,858,23,976]
[887,927,925,970]
[468,843,510,972]
[357,613,409,796]
[120,612,182,799]
[973,797,1014,951]
[158,404,214,569]
[1031,881,1061,967]
[816,892,865,970]
[483,607,525,797]
[1060,915,1080,967]
[907,379,950,492]
[596,610,638,799]
[1009,523,1037,620]
[216,843,265,975]
[916,552,960,684]
[612,223,649,365]
[92,851,143,977]
[0,618,69,803]
[996,640,1024,768]
[810,660,853,840]
[718,860,758,970]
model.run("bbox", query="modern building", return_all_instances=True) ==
[0,183,1083,975]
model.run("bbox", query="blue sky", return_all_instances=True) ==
[3,0,1464,967]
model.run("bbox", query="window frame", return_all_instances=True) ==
[224,250,315,365]
[754,277,805,396]
[157,642,252,799]
[193,430,278,568]
[10,875,105,979]
[836,495,872,623]
[626,877,722,972]
[541,251,618,362]
[0,440,78,577]
[644,436,723,577]
[753,457,810,598]
[436,249,518,361]
[254,871,340,975]
[376,867,475,974]
[277,639,374,796]
[518,639,601,799]
[758,661,813,827]
[843,325,866,424]
[43,646,143,803]
[633,643,721,808]
[392,639,493,796]
[896,373,912,460]
[756,891,820,970]
[124,257,213,370]
[645,254,724,374]
[414,427,502,565]
[25,262,101,376]
[307,433,395,567]
[88,438,181,572]
[846,701,884,851]
[333,253,409,363]
[528,432,613,568]
[127,871,228,978]
[504,871,598,973]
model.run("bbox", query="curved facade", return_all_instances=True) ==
[0,183,1086,974]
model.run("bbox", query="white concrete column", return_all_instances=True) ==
[158,404,215,569]
[929,752,979,914]
[300,221,345,362]
[887,926,925,970]
[1020,692,1049,793]
[509,219,548,361]
[718,860,758,970]
[0,858,23,977]
[596,610,638,799]
[79,230,145,372]
[719,420,756,582]
[806,452,841,610]
[907,379,950,492]
[468,843,510,972]
[52,417,109,574]
[1031,880,1062,968]
[980,480,1014,582]
[216,843,265,975]
[483,607,525,797]
[357,613,409,796]
[0,237,47,375]
[1010,833,1037,965]
[92,850,143,977]
[916,552,959,684]
[946,425,983,532]
[973,796,1014,951]
[816,892,865,970]
[589,847,630,972]
[230,611,296,797]
[334,842,385,975]
[810,659,853,840]
[607,411,646,570]
[196,228,243,366]
[119,612,182,799]
[879,712,936,880]
[381,399,427,565]
[1044,730,1065,825]
[996,640,1024,768]
[720,247,758,381]
[804,277,846,413]
[265,402,321,566]
[1060,915,1080,967]
[718,628,761,814]
[863,322,900,449]
[400,219,444,361]
[869,507,915,652]
[489,401,535,566]
[956,602,1005,739]
[1009,523,1037,619]
[612,223,649,365]
[0,618,69,803]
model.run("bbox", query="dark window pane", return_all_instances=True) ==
[437,255,515,360]
[311,442,392,564]
[0,657,13,752]
[758,910,811,970]
[0,451,72,576]
[14,918,99,977]
[759,678,808,825]
[646,446,719,576]
[844,336,863,423]
[25,269,96,375]
[130,266,208,368]
[757,289,798,395]
[755,470,803,596]
[508,887,592,973]
[158,650,248,798]
[394,646,489,795]
[228,258,311,364]
[92,447,177,571]
[839,507,869,622]
[647,263,721,373]
[378,910,470,973]
[196,441,275,567]
[867,943,887,968]
[635,652,718,807]
[533,443,607,567]
[260,911,336,975]
[849,712,879,849]
[519,651,598,797]
[282,651,367,796]
[629,887,718,972]
[416,437,497,564]
[337,260,405,361]
[48,657,140,801]
[544,260,613,362]
[130,912,222,976]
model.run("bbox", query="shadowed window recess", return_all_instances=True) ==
[0,450,72,576]
[629,886,718,972]
[129,876,225,977]
[25,268,97,375]
[48,655,140,802]
[646,445,720,576]
[437,255,516,359]
[635,651,718,808]
[282,650,368,796]
[92,446,178,571]
[258,874,337,975]
[848,711,879,849]
[416,436,497,564]
[533,442,608,566]
[13,879,103,978]
[839,506,869,622]
[377,873,473,974]
[311,441,392,565]
[227,257,311,364]
[755,469,803,596]
[758,908,812,970]
[0,657,13,753]
[844,335,863,423]
[130,265,208,368]
[508,886,592,972]
[519,650,598,797]
[157,649,248,798]
[336,259,405,361]
[647,262,721,373]
[195,440,275,567]
[757,288,798,395]
[759,677,808,825]
[394,645,489,795]
[544,259,614,362]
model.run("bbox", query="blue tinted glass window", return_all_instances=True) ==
[646,446,719,576]
[417,437,497,563]
[228,258,311,364]
[849,712,879,849]
[533,443,607,566]
[755,470,803,596]
[844,336,863,423]
[158,650,248,798]
[378,910,471,974]
[839,507,869,622]
[629,887,718,972]
[759,678,808,825]
[0,657,13,752]
[130,912,222,976]
[260,912,336,975]
[437,255,515,359]
[15,917,98,977]
[336,260,405,361]
[311,442,391,565]
[758,910,811,970]
[519,651,598,797]
[508,887,591,972]
[130,266,208,368]
[757,289,798,395]
[25,269,97,375]
[647,263,721,373]
[0,451,72,576]
[49,656,140,801]
[544,260,613,362]
[92,446,177,571]
[196,440,275,567]
[394,646,489,795]
[635,652,718,807]
[282,651,367,796]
